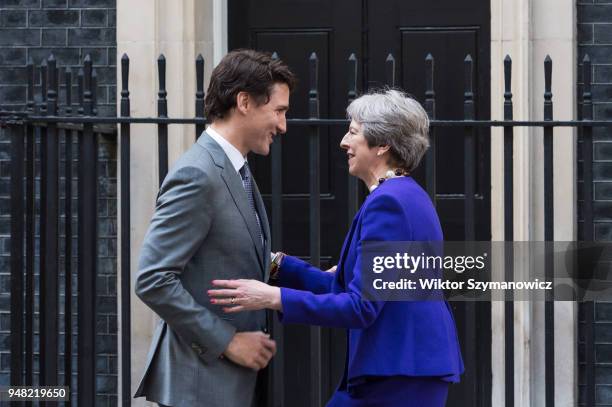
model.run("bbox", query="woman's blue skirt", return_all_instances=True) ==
[326,376,449,407]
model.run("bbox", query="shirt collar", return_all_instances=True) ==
[206,126,247,173]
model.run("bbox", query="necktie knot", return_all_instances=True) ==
[240,162,250,181]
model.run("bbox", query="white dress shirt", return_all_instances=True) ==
[206,126,246,174]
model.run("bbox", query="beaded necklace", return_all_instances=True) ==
[368,168,409,192]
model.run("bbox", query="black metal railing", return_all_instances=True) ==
[0,50,603,406]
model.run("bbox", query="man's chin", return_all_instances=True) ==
[251,146,271,156]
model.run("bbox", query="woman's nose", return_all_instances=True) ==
[340,133,350,150]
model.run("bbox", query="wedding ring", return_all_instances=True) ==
[231,297,236,304]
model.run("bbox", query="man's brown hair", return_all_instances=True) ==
[204,49,297,121]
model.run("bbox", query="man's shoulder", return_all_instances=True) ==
[173,142,218,173]
[161,143,221,191]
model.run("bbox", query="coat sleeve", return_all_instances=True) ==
[279,193,409,329]
[277,255,334,294]
[135,166,236,363]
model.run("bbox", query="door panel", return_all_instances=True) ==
[230,3,360,405]
[229,1,491,405]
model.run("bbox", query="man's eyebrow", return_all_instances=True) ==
[277,105,289,110]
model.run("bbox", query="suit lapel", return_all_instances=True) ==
[198,133,265,272]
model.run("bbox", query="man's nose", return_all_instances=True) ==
[277,116,287,135]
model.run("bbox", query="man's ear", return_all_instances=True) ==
[236,91,250,114]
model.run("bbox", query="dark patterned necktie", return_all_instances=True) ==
[239,162,264,247]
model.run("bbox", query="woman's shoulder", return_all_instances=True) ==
[363,177,442,239]
[367,177,431,208]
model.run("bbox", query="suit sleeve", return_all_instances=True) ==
[278,255,334,294]
[135,166,236,363]
[279,193,409,329]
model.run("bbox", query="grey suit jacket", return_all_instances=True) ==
[134,132,271,407]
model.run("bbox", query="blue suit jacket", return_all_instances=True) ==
[278,177,464,387]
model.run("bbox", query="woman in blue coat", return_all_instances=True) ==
[209,89,464,406]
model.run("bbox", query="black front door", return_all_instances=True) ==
[229,1,491,406]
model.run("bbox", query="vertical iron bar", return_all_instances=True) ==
[120,53,132,407]
[78,54,97,406]
[347,53,360,226]
[40,54,59,390]
[269,51,284,407]
[308,52,323,407]
[543,55,555,407]
[10,121,25,386]
[464,55,476,240]
[424,53,436,204]
[582,55,594,242]
[503,55,515,407]
[24,57,35,390]
[361,0,369,91]
[270,51,283,250]
[38,61,48,389]
[158,54,168,187]
[385,53,395,87]
[63,67,73,403]
[582,54,595,407]
[195,54,205,140]
[463,54,477,407]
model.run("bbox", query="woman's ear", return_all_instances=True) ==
[377,145,391,156]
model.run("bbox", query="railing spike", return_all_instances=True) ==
[464,54,474,119]
[425,53,435,118]
[385,53,396,87]
[504,55,513,119]
[77,67,84,115]
[26,58,34,112]
[121,54,130,118]
[40,59,48,114]
[544,56,553,120]
[47,54,58,116]
[83,54,93,115]
[91,68,98,116]
[65,67,72,115]
[195,53,205,138]
[121,54,130,96]
[309,52,319,119]
[158,53,167,118]
[347,53,358,104]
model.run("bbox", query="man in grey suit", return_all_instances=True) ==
[134,49,296,407]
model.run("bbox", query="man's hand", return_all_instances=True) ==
[223,331,276,371]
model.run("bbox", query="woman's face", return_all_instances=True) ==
[340,120,379,181]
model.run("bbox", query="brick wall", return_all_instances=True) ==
[0,0,117,405]
[578,0,612,405]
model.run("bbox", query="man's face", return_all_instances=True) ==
[244,83,290,155]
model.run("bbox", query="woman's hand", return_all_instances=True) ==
[326,265,337,273]
[208,279,283,313]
